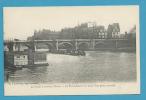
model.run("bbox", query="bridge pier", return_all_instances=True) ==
[56,40,59,50]
[13,43,16,51]
[34,45,37,51]
[91,39,95,50]
[75,40,78,50]
[115,40,118,48]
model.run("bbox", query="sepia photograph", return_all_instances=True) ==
[3,6,140,95]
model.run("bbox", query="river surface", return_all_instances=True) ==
[5,51,137,84]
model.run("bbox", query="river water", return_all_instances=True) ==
[5,51,137,84]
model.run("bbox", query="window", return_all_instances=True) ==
[16,56,20,58]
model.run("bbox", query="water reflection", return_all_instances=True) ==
[5,51,137,83]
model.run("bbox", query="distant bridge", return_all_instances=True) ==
[4,38,129,52]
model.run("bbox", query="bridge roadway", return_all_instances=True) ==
[5,38,127,43]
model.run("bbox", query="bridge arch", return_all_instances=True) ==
[94,42,105,49]
[35,43,54,52]
[78,42,90,50]
[58,42,74,50]
[45,43,55,51]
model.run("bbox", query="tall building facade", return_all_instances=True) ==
[107,23,120,39]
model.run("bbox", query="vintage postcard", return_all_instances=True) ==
[3,6,140,95]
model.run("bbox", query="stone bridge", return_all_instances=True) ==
[4,39,129,52]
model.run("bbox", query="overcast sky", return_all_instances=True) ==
[4,6,139,40]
